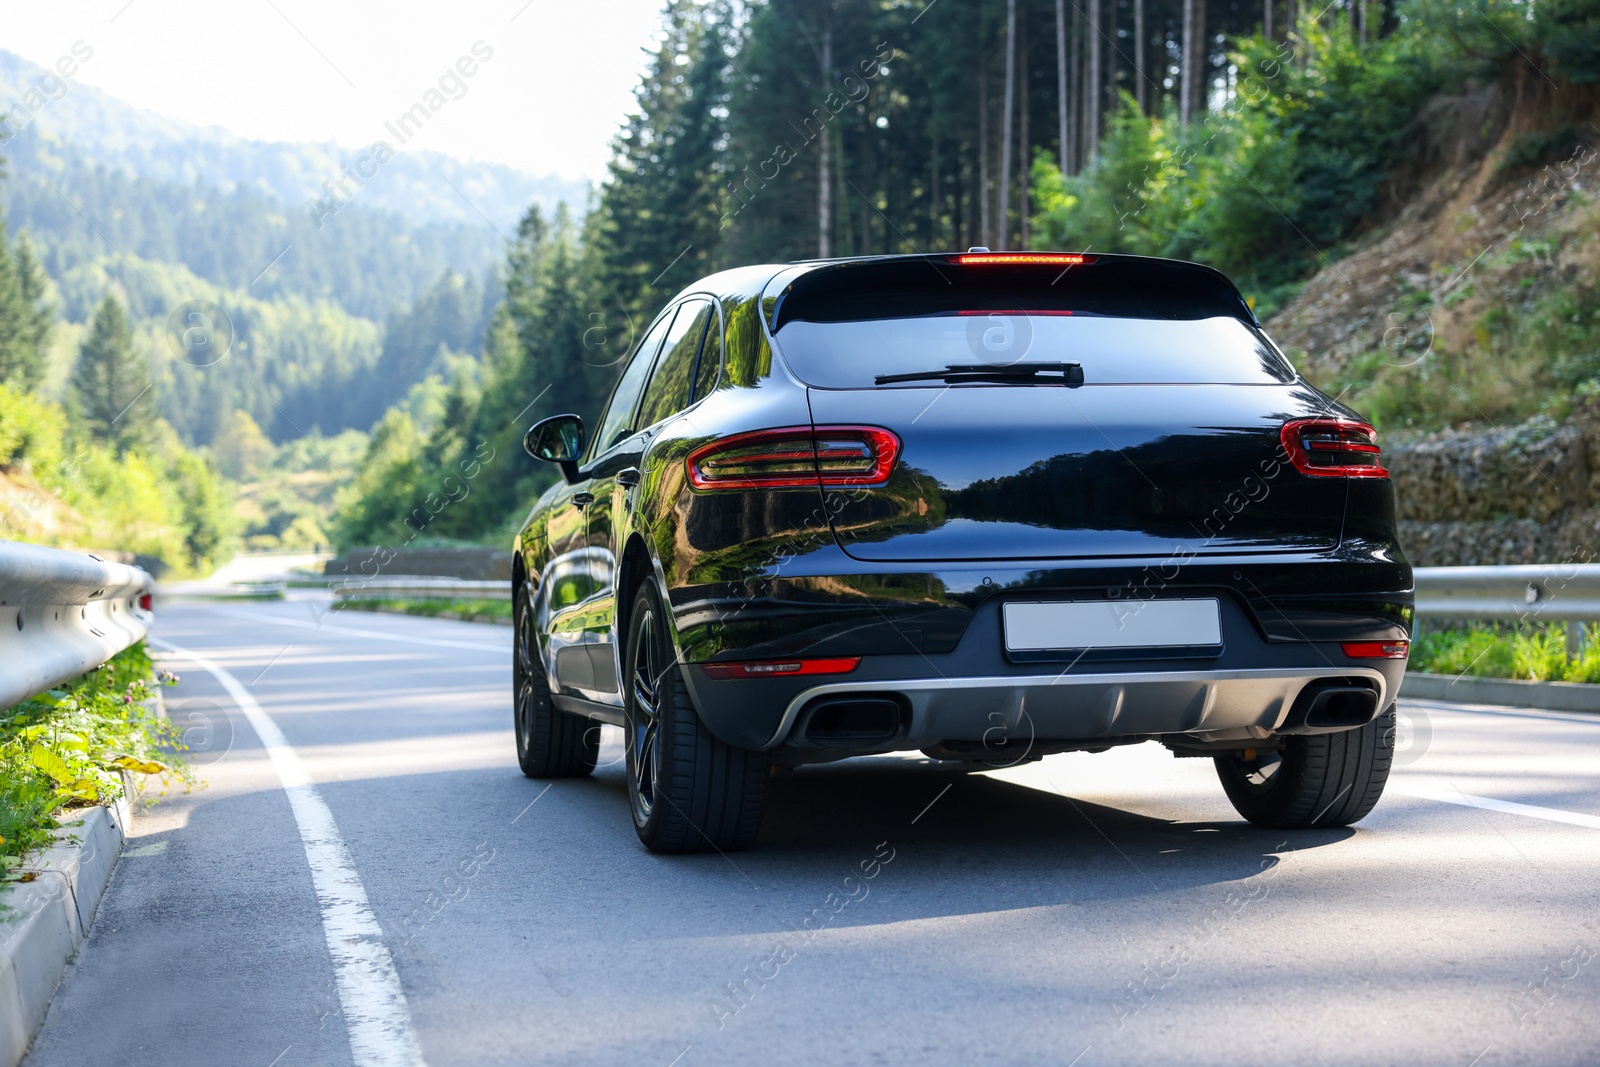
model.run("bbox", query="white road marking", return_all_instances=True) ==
[153,638,428,1067]
[1390,780,1600,831]
[1400,698,1600,727]
[207,605,510,653]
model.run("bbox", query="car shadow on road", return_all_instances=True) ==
[565,753,1354,925]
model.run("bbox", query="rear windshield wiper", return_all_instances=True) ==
[874,361,1084,386]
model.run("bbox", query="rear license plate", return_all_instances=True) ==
[1003,598,1222,652]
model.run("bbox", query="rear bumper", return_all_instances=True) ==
[688,662,1401,755]
[760,665,1392,752]
[667,542,1412,664]
[680,583,1409,752]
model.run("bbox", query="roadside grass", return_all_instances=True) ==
[0,642,193,876]
[1412,623,1600,683]
[333,596,512,625]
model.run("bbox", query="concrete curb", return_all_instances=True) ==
[1400,671,1600,713]
[0,783,132,1067]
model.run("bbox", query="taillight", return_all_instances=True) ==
[138,593,153,611]
[700,657,861,680]
[1281,418,1388,478]
[954,252,1091,266]
[686,426,900,491]
[1342,641,1409,659]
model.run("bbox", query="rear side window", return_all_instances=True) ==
[590,308,675,458]
[638,299,711,429]
[691,303,722,401]
[771,315,1295,388]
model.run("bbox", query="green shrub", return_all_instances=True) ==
[1413,622,1600,682]
[0,643,191,869]
[0,382,67,474]
[1563,632,1600,682]
[1032,17,1448,296]
[1031,99,1178,261]
[1511,626,1570,681]
[1172,108,1303,281]
[331,409,425,549]
[1413,625,1516,677]
[0,384,236,573]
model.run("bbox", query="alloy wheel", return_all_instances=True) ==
[629,607,663,821]
[514,590,535,761]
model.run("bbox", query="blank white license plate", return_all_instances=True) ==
[1003,598,1221,651]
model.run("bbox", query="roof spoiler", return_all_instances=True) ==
[770,253,1257,331]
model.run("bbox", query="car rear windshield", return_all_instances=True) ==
[771,314,1297,388]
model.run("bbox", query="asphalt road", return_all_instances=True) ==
[20,593,1600,1067]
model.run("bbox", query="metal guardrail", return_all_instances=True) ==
[0,542,154,709]
[1414,564,1600,621]
[330,577,508,601]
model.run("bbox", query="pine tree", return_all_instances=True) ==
[455,305,534,535]
[527,205,608,424]
[74,295,154,453]
[0,231,25,386]
[591,0,729,326]
[503,204,552,367]
[14,235,54,381]
[0,219,53,390]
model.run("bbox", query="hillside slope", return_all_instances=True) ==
[1268,80,1600,432]
[1267,81,1600,565]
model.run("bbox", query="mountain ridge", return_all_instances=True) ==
[0,48,589,228]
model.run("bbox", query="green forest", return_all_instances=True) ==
[3,0,1598,571]
[341,0,1600,551]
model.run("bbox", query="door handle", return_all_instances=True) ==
[617,467,642,488]
[571,491,595,509]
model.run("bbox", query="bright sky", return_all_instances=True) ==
[2,0,667,180]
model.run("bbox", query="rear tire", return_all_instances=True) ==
[1215,704,1395,828]
[625,580,768,853]
[514,582,598,778]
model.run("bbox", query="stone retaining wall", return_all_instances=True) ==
[1387,405,1600,565]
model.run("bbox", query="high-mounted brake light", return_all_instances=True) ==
[700,657,861,680]
[954,309,1075,316]
[1342,641,1409,659]
[1281,418,1389,479]
[955,252,1092,266]
[687,426,900,491]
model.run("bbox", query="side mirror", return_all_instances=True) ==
[524,414,585,483]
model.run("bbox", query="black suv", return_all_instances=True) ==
[513,253,1412,853]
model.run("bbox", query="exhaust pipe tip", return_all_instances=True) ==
[795,696,906,748]
[1281,678,1381,734]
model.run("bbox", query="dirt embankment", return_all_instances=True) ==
[1272,79,1600,378]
